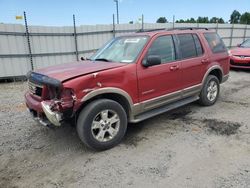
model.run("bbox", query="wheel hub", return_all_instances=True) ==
[91,109,120,142]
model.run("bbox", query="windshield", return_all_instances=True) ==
[91,36,148,63]
[241,39,250,48]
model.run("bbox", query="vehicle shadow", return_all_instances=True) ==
[32,102,198,152]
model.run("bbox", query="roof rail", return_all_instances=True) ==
[136,28,166,33]
[136,27,210,33]
[167,27,209,31]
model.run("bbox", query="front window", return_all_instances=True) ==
[91,36,148,63]
[240,39,250,48]
[146,35,176,63]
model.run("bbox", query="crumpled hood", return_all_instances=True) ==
[230,47,250,56]
[35,61,126,82]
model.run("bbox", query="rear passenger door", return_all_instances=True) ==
[137,35,182,110]
[175,33,208,97]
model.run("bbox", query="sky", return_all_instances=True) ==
[0,0,249,26]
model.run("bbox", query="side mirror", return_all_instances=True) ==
[142,55,161,67]
[237,44,241,47]
[80,57,86,61]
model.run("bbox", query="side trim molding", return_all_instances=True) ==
[81,87,134,108]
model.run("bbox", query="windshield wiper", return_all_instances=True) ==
[94,58,111,62]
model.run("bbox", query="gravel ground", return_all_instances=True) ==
[0,70,250,188]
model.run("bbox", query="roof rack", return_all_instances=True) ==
[136,28,166,33]
[167,27,209,31]
[136,27,209,33]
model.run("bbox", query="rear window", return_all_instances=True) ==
[204,33,227,53]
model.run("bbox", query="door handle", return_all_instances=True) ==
[201,58,209,63]
[170,65,179,71]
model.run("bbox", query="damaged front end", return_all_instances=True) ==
[41,87,76,126]
[26,71,76,127]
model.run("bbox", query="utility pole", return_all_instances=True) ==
[114,0,119,24]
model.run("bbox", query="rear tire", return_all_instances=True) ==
[199,75,220,106]
[77,99,127,150]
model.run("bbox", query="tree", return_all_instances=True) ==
[218,18,225,23]
[197,17,209,23]
[209,17,225,23]
[230,10,241,23]
[129,21,134,24]
[210,17,219,23]
[176,19,185,23]
[156,17,167,23]
[240,12,250,24]
[189,18,196,23]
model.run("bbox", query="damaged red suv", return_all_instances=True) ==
[25,28,229,150]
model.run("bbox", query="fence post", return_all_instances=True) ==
[141,14,144,31]
[23,11,33,70]
[172,15,175,29]
[229,24,234,48]
[112,14,116,38]
[216,21,219,33]
[73,14,79,61]
[243,24,247,42]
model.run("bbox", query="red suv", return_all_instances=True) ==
[25,28,229,150]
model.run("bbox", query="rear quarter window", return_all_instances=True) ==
[204,33,227,53]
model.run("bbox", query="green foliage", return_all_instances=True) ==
[197,17,209,23]
[240,12,250,24]
[209,17,225,23]
[156,17,167,23]
[230,10,241,24]
[163,10,249,25]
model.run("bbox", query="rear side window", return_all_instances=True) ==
[177,34,197,59]
[147,35,176,63]
[204,33,227,53]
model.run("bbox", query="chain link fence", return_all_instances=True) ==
[0,13,250,79]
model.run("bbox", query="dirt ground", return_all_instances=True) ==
[0,70,250,188]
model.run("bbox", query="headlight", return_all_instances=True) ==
[228,50,232,56]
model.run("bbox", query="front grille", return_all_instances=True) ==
[234,55,250,58]
[230,60,250,66]
[28,81,43,96]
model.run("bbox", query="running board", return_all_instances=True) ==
[130,96,199,123]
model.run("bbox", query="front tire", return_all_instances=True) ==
[77,99,127,150]
[199,75,220,106]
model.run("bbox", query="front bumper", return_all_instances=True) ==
[41,101,62,126]
[25,92,62,126]
[230,56,250,69]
